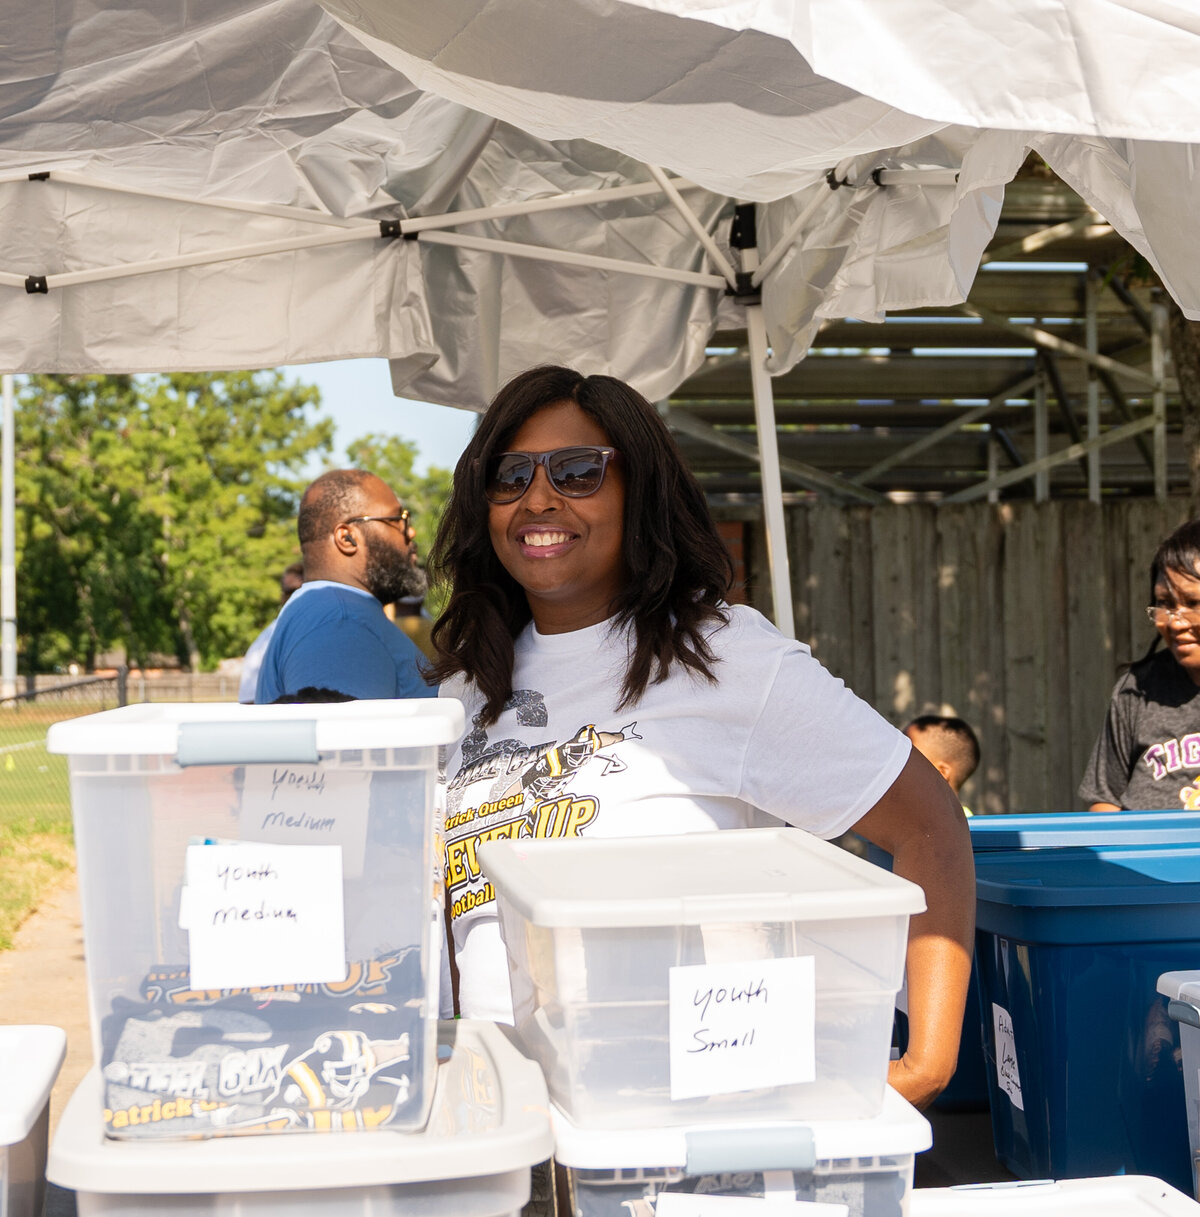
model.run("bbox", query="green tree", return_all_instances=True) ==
[341,432,455,614]
[15,372,333,672]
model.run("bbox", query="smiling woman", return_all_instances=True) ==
[1080,517,1200,811]
[427,365,974,1112]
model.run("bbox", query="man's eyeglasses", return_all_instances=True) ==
[341,509,412,531]
[1146,604,1200,627]
[483,446,620,504]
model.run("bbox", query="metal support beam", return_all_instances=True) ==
[986,432,1000,504]
[964,302,1159,388]
[944,415,1158,504]
[978,211,1107,266]
[668,410,887,504]
[1038,350,1092,485]
[1034,367,1050,502]
[851,372,1037,486]
[1096,367,1155,471]
[1085,273,1101,502]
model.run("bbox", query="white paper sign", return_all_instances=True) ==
[992,1001,1024,1111]
[655,1195,848,1217]
[183,843,346,990]
[668,956,816,1101]
[241,766,370,877]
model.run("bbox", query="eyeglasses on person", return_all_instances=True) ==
[483,446,621,504]
[1145,603,1200,627]
[340,509,412,531]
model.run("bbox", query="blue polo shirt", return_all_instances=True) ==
[255,581,434,703]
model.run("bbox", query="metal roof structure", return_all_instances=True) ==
[669,178,1178,506]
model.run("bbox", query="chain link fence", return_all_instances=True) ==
[0,671,236,948]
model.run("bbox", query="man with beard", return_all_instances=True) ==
[255,470,434,702]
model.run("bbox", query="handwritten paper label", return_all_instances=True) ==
[655,1195,848,1217]
[241,766,370,877]
[992,1001,1024,1110]
[183,843,346,990]
[669,956,816,1101]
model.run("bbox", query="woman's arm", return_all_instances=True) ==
[852,748,974,1111]
[1088,801,1121,812]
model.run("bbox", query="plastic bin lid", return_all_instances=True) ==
[46,1021,552,1194]
[909,1177,1200,1215]
[46,698,464,757]
[478,828,926,928]
[0,1024,67,1146]
[968,811,1200,851]
[1158,970,1200,1007]
[551,1087,931,1171]
[974,845,1200,909]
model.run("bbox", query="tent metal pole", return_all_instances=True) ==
[645,166,737,286]
[745,300,794,637]
[1151,292,1168,502]
[752,184,830,288]
[1,374,14,699]
[7,167,705,233]
[418,230,727,288]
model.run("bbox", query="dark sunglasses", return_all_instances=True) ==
[483,446,621,504]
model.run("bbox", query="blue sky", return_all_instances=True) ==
[278,358,478,476]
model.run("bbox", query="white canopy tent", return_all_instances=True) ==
[3,0,1200,682]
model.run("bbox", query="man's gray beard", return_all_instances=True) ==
[363,535,427,604]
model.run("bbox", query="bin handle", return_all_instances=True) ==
[177,720,319,767]
[684,1126,815,1175]
[1168,998,1200,1029]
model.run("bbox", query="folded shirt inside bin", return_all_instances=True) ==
[100,946,427,1138]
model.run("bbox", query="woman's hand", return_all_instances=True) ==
[853,748,975,1111]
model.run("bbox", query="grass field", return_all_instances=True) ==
[0,704,102,949]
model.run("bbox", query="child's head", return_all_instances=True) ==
[904,715,980,795]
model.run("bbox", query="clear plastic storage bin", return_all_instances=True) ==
[46,700,462,1140]
[0,1025,66,1217]
[480,828,924,1129]
[1160,970,1200,1200]
[910,1176,1200,1215]
[47,1020,552,1216]
[555,1086,930,1217]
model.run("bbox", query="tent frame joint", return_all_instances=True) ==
[725,271,761,304]
[24,275,47,294]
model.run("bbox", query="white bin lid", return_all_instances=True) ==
[0,1024,67,1146]
[46,698,464,757]
[552,1086,931,1171]
[910,1177,1200,1214]
[47,1021,552,1193]
[479,828,925,927]
[1158,970,1200,1007]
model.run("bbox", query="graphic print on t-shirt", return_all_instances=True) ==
[444,690,639,922]
[1140,731,1200,807]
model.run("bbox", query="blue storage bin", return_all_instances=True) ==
[975,844,1200,1195]
[866,812,1200,1114]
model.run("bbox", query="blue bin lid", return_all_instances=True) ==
[968,811,1200,851]
[975,844,1200,908]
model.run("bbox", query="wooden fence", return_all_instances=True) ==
[746,496,1191,814]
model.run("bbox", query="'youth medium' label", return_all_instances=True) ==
[183,842,346,990]
[668,956,816,1101]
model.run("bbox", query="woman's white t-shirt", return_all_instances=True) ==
[438,604,910,1022]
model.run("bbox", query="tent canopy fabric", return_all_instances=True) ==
[1,0,1199,406]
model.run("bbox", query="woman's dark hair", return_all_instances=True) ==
[1136,517,1200,665]
[426,366,733,725]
